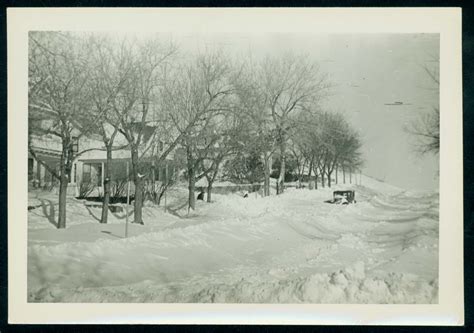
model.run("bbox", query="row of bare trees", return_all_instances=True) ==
[28,32,363,229]
[289,111,363,189]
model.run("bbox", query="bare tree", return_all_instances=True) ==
[233,60,277,197]
[291,110,363,189]
[111,38,177,224]
[291,110,324,189]
[288,138,307,188]
[326,115,363,188]
[259,54,329,194]
[29,32,93,229]
[406,107,439,155]
[406,57,439,155]
[202,112,243,202]
[317,112,345,188]
[85,35,136,224]
[163,52,234,210]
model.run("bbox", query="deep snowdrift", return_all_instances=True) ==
[27,176,439,303]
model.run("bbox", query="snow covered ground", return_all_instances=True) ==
[27,176,439,303]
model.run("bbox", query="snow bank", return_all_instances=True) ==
[28,176,439,304]
[28,262,437,304]
[190,262,437,304]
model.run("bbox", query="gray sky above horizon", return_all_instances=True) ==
[137,32,440,190]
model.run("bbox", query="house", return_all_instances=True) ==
[28,124,178,197]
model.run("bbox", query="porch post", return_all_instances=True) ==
[39,163,46,187]
[101,162,105,188]
[32,159,38,187]
[76,161,83,185]
[126,161,130,205]
[152,160,155,183]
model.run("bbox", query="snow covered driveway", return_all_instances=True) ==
[28,181,438,303]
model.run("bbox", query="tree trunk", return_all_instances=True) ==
[327,170,332,188]
[335,165,338,184]
[277,141,286,195]
[186,146,196,211]
[131,147,144,224]
[308,158,313,189]
[57,142,70,229]
[343,166,346,184]
[207,182,212,203]
[349,169,352,184]
[100,146,112,224]
[321,169,325,188]
[57,172,68,229]
[312,165,318,190]
[263,152,271,197]
[263,161,270,196]
[188,166,196,211]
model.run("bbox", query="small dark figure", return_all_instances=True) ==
[197,191,205,201]
[243,190,249,198]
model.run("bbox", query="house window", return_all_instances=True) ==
[28,158,34,181]
[162,166,167,182]
[154,166,161,181]
[73,163,77,183]
[82,163,102,186]
[169,163,176,180]
[71,137,79,153]
[82,163,91,184]
[96,164,103,186]
[44,163,56,184]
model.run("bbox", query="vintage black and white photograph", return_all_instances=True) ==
[26,30,441,304]
[8,8,463,324]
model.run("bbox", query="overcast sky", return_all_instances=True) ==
[143,32,440,190]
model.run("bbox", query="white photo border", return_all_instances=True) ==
[7,7,463,325]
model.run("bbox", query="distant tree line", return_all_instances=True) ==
[405,56,440,156]
[28,32,363,228]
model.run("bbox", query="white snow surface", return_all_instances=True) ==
[28,176,439,303]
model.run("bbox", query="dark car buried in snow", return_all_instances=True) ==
[325,190,356,204]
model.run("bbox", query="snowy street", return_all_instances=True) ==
[28,177,438,303]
